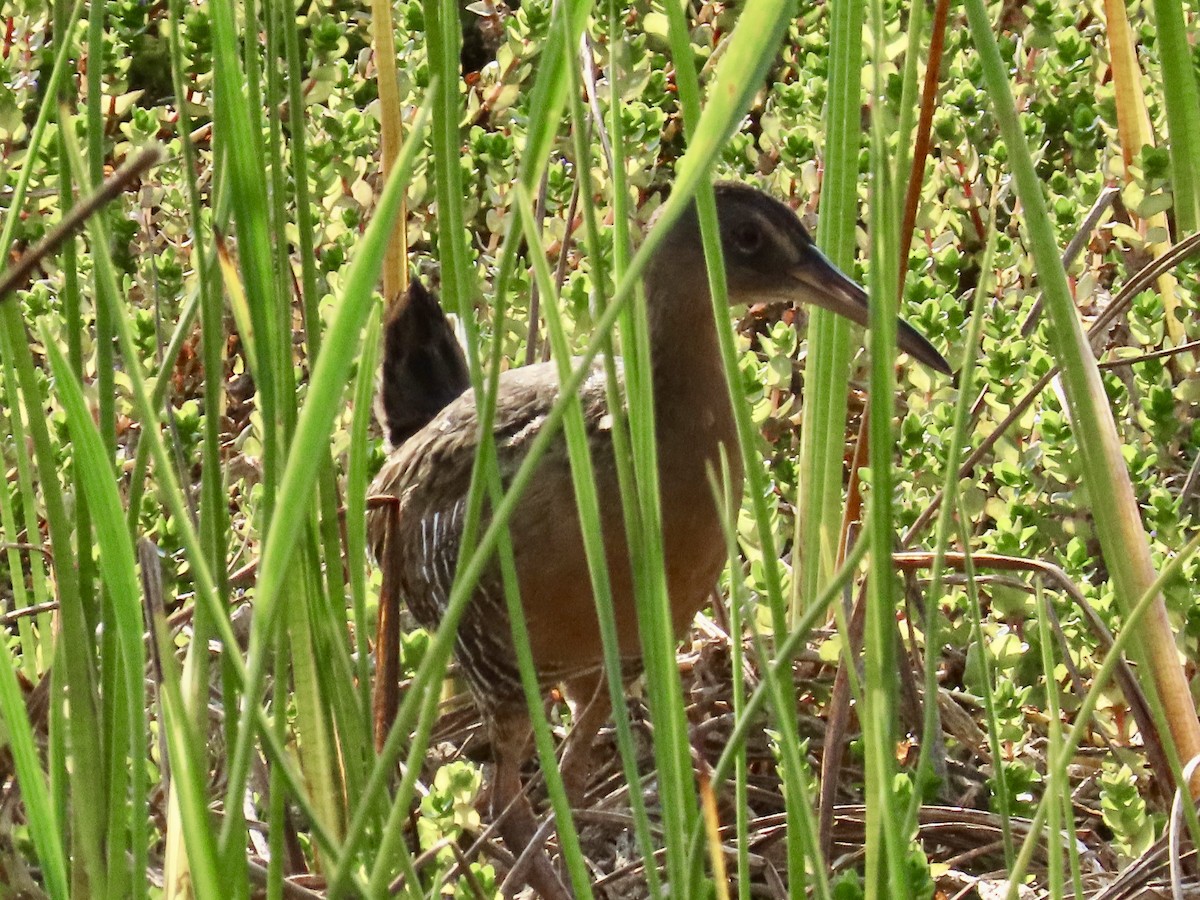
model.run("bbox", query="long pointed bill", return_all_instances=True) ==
[790,247,953,376]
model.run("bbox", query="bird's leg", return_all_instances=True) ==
[489,707,573,900]
[560,672,611,809]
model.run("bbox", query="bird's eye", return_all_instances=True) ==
[730,221,762,255]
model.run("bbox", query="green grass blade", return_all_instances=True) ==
[863,0,905,890]
[666,1,822,895]
[794,0,862,622]
[0,612,67,900]
[210,0,283,520]
[42,328,155,900]
[347,305,382,734]
[218,96,431,860]
[1151,0,1200,234]
[572,10,663,889]
[509,182,611,898]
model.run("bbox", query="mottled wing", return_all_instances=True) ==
[367,359,616,625]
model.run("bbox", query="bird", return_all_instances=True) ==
[367,182,951,898]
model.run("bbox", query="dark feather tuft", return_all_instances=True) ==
[377,279,470,447]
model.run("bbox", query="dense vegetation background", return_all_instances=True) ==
[0,0,1198,896]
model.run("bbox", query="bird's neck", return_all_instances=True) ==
[645,279,743,497]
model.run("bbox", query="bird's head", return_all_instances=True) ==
[654,182,951,375]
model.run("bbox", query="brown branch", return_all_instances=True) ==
[0,144,164,300]
[0,600,59,627]
[373,501,404,752]
[1098,337,1200,369]
[897,0,952,293]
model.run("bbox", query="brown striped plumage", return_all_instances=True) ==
[368,184,950,898]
